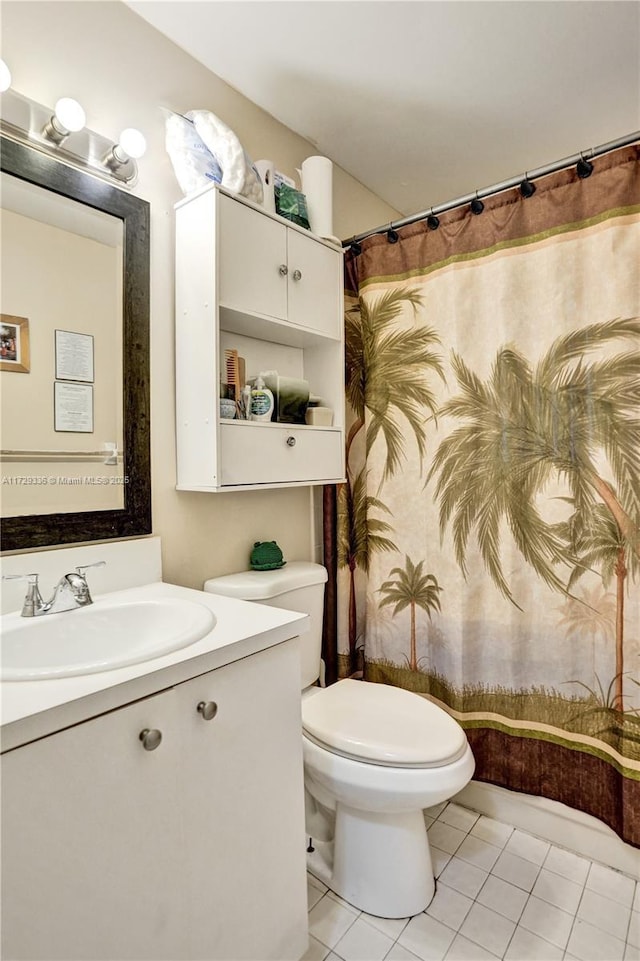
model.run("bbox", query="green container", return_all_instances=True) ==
[275,184,310,230]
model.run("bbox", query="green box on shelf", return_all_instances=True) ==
[275,184,310,230]
[263,373,310,424]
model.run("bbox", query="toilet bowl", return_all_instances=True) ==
[301,679,474,917]
[204,562,474,918]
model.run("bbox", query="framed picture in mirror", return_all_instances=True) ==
[0,314,30,373]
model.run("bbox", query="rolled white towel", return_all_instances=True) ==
[188,110,263,204]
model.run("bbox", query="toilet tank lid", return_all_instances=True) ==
[204,561,328,600]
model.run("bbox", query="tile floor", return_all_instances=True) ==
[304,801,639,961]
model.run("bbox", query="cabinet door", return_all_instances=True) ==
[219,423,344,487]
[177,641,308,961]
[1,691,186,961]
[218,193,288,321]
[287,229,343,338]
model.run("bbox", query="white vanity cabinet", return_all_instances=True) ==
[175,184,345,492]
[1,640,307,961]
[2,689,186,961]
[176,642,306,961]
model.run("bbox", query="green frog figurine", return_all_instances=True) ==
[250,540,286,571]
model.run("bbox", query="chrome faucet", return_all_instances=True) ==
[3,561,106,617]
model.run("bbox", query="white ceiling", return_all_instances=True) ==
[128,1,639,218]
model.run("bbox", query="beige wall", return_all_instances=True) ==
[1,0,399,588]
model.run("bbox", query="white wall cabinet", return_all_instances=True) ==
[175,184,345,492]
[218,193,341,338]
[1,640,307,961]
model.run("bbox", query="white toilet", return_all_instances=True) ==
[204,562,475,919]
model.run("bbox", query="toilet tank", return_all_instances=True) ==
[203,562,328,689]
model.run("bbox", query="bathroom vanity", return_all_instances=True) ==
[1,581,309,961]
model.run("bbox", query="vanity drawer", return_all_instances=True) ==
[219,424,344,487]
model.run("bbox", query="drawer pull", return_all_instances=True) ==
[292,269,302,281]
[286,435,296,447]
[139,728,162,751]
[197,700,218,721]
[278,264,288,276]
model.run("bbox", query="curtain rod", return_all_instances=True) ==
[343,130,640,248]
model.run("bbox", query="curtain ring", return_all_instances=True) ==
[386,222,399,244]
[427,207,440,230]
[576,151,594,179]
[470,190,485,215]
[350,236,362,256]
[519,172,536,198]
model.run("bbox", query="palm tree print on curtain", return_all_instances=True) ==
[333,143,640,845]
[560,502,639,711]
[428,318,640,715]
[337,469,397,673]
[338,288,444,674]
[378,556,442,671]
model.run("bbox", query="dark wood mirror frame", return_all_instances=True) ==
[1,135,151,551]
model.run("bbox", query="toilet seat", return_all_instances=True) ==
[301,679,468,768]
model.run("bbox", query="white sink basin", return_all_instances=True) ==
[1,599,216,681]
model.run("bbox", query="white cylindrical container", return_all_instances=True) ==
[300,156,333,239]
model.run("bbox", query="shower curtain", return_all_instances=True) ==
[327,144,640,847]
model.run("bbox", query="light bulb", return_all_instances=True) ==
[0,59,11,93]
[54,97,86,133]
[117,127,146,160]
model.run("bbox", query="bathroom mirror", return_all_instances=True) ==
[0,135,151,551]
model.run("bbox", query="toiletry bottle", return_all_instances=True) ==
[250,375,274,422]
[240,384,252,420]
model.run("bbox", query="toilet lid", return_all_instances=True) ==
[301,679,468,768]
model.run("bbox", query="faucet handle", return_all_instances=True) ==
[2,573,44,617]
[71,561,106,606]
[75,561,107,577]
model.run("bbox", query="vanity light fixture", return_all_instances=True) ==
[0,76,146,188]
[104,127,147,179]
[117,128,147,160]
[43,97,86,145]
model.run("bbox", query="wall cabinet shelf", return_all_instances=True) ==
[175,184,345,492]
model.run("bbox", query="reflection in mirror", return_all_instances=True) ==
[0,135,151,551]
[1,173,125,516]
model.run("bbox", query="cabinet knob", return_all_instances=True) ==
[286,435,297,447]
[197,700,218,721]
[292,269,302,282]
[278,264,288,276]
[139,728,162,751]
